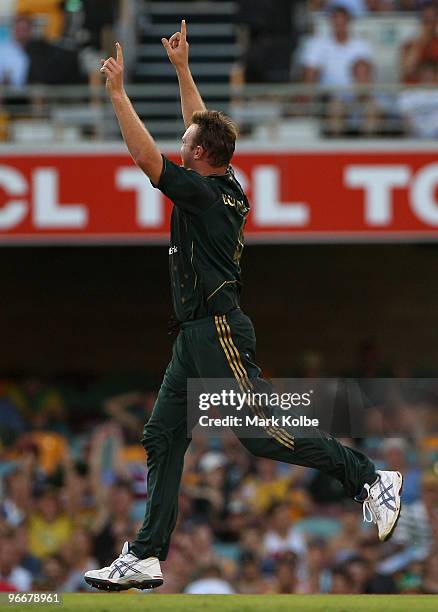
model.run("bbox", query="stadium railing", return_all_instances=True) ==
[0,6,427,142]
[0,81,431,143]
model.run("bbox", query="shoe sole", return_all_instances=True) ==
[381,471,403,542]
[84,576,163,591]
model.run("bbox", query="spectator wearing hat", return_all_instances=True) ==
[185,452,228,536]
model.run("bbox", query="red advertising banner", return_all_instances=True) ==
[1,145,438,243]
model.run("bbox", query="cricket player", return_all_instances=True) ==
[85,21,403,591]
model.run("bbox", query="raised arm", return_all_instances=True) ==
[162,19,206,128]
[100,42,163,184]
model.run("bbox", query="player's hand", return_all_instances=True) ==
[162,19,189,70]
[100,42,125,98]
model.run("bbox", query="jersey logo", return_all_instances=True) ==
[222,194,249,215]
[169,245,178,255]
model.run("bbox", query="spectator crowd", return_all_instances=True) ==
[235,0,438,137]
[0,1,125,87]
[1,351,438,595]
[301,0,438,136]
[1,1,438,139]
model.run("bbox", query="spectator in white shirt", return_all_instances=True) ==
[264,519,307,558]
[0,17,31,87]
[184,564,235,594]
[399,60,438,138]
[263,502,308,586]
[302,4,373,87]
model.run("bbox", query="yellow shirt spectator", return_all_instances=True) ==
[29,491,73,559]
[29,513,73,559]
[242,474,293,514]
[17,0,64,40]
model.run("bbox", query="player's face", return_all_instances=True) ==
[181,124,202,169]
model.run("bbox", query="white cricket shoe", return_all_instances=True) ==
[362,470,403,542]
[84,541,163,591]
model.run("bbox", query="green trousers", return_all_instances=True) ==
[130,308,376,561]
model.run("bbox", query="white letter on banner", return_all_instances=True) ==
[411,163,438,225]
[345,165,410,226]
[253,166,309,226]
[33,168,88,228]
[0,166,28,229]
[116,167,162,227]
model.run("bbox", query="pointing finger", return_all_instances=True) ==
[181,19,187,39]
[116,42,124,65]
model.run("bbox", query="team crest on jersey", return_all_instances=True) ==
[169,245,178,255]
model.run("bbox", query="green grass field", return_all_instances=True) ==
[4,594,438,612]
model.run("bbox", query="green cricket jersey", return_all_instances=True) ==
[154,155,250,323]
